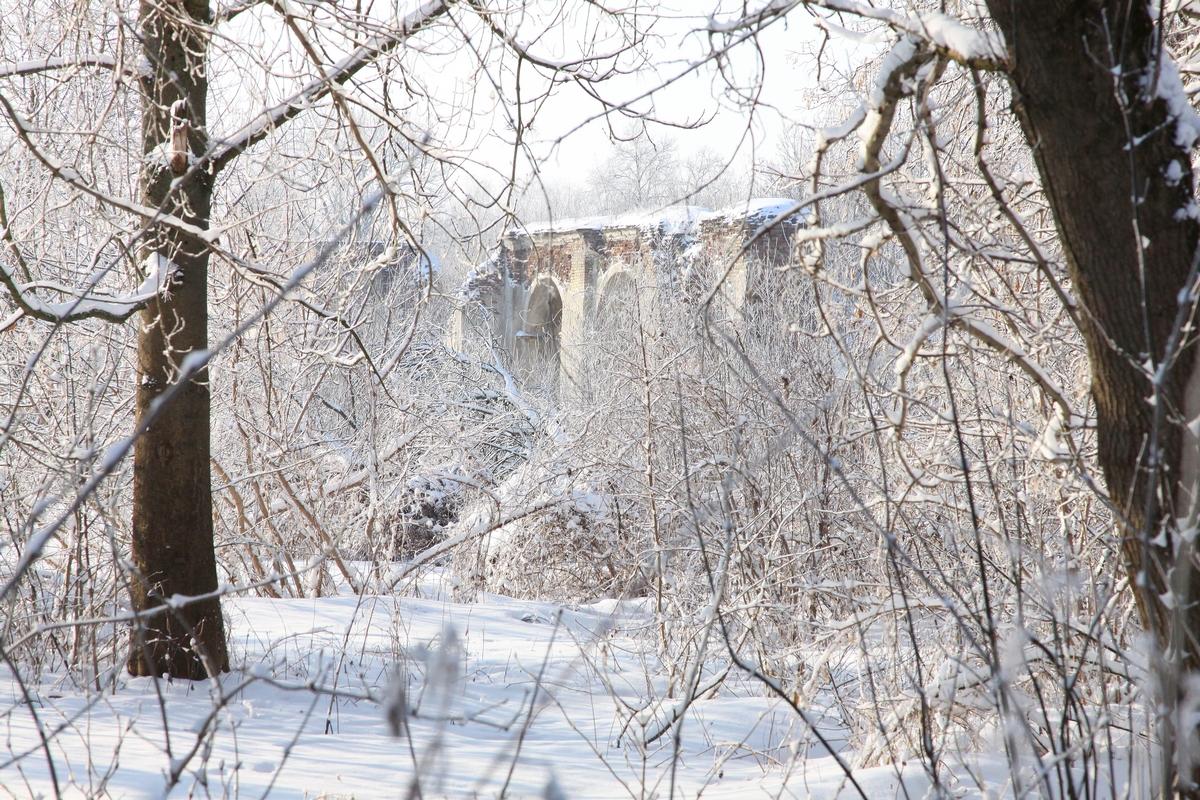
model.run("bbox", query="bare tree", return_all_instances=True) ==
[127,0,229,680]
[961,4,1200,794]
[588,124,682,213]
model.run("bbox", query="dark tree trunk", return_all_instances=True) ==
[128,0,228,680]
[983,0,1200,792]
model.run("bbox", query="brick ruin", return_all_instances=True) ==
[457,199,802,385]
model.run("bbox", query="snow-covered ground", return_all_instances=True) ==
[0,579,1015,799]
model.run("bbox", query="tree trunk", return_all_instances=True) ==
[983,1,1200,793]
[128,0,228,680]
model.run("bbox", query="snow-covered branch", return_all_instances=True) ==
[0,253,176,326]
[707,0,1007,70]
[0,54,130,80]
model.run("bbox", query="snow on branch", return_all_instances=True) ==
[1,192,391,601]
[0,253,177,326]
[960,317,1074,420]
[318,432,420,497]
[0,54,131,79]
[1153,54,1200,151]
[709,1,1006,70]
[811,0,1008,69]
[385,497,569,593]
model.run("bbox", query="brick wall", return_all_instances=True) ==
[491,205,802,303]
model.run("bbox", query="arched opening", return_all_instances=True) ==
[575,268,643,404]
[516,278,563,386]
[596,268,638,324]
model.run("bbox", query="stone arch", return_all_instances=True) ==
[588,268,644,390]
[596,267,638,324]
[516,276,563,382]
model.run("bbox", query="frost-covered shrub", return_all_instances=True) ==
[479,463,648,601]
[379,471,463,561]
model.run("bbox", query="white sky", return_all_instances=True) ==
[205,0,874,216]
[466,4,842,188]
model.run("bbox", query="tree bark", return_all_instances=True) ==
[128,0,228,680]
[983,1,1200,793]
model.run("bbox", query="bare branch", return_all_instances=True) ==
[208,0,450,176]
[0,55,130,80]
[213,0,264,25]
[0,90,216,244]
